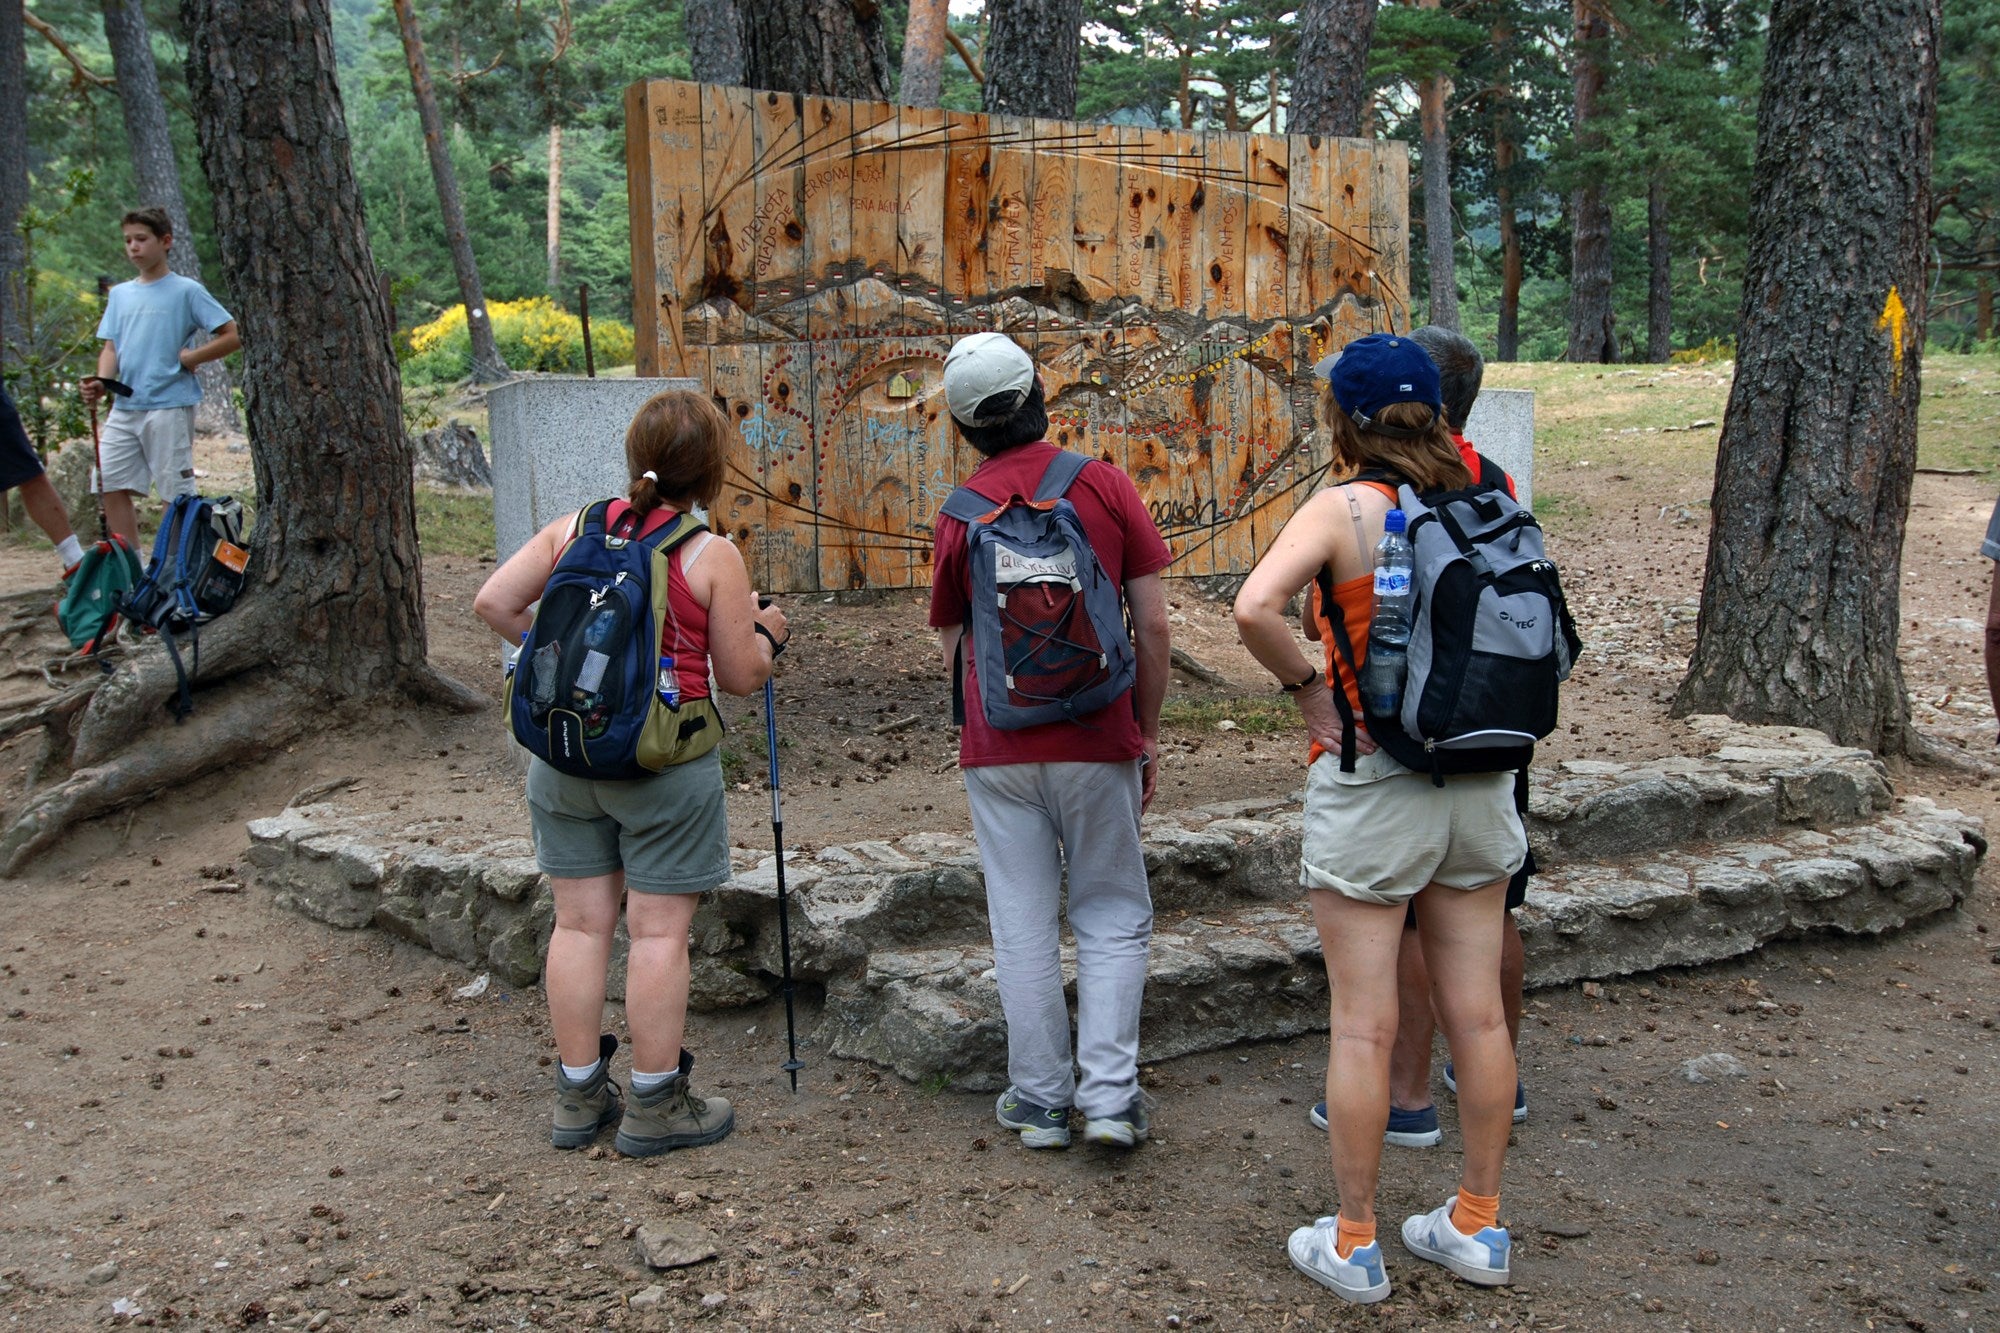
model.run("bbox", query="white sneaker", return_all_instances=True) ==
[1286,1216,1391,1304]
[1400,1197,1511,1286]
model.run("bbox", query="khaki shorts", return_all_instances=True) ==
[526,749,729,894]
[1299,749,1527,906]
[95,405,196,498]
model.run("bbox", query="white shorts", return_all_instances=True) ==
[1299,749,1527,905]
[95,405,196,498]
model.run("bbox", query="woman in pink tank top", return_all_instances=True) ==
[475,390,789,1158]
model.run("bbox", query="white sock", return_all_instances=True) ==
[560,1059,600,1083]
[630,1069,677,1094]
[55,535,84,569]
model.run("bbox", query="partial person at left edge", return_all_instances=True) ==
[80,207,240,550]
[0,383,84,579]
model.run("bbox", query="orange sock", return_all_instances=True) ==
[1335,1214,1376,1258]
[1452,1188,1501,1236]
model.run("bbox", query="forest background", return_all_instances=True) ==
[5,0,1998,426]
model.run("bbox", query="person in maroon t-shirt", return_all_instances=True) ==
[928,333,1172,1151]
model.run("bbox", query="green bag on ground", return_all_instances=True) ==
[58,535,141,653]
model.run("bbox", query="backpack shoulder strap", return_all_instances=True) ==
[637,509,710,555]
[1475,453,1511,493]
[1032,449,1091,502]
[939,483,999,525]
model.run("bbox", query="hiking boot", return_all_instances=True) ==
[1401,1197,1511,1287]
[994,1086,1071,1149]
[1307,1101,1442,1148]
[1082,1096,1150,1148]
[1287,1216,1391,1305]
[1441,1064,1528,1123]
[614,1050,734,1157]
[551,1033,623,1149]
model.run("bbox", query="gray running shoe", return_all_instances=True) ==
[551,1033,623,1149]
[614,1050,735,1157]
[1083,1097,1150,1148]
[994,1086,1072,1148]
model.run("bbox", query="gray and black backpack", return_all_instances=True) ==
[1322,460,1581,784]
[940,450,1137,730]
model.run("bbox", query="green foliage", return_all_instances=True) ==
[402,296,633,385]
[4,168,102,457]
[1933,0,2000,349]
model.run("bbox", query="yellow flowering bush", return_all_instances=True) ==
[404,297,635,384]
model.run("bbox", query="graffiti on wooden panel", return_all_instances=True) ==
[624,79,1411,592]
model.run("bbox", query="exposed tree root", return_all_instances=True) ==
[1,680,315,874]
[404,662,488,714]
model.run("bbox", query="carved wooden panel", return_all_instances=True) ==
[625,79,1410,591]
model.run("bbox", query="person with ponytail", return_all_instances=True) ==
[475,390,789,1156]
[1234,336,1522,1303]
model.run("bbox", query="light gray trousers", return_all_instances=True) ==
[962,760,1153,1118]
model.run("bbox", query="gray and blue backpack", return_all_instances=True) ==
[940,450,1137,730]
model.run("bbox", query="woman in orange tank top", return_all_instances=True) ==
[1233,335,1526,1305]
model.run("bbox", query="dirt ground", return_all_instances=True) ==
[2,389,1999,1330]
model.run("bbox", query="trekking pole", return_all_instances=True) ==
[763,672,805,1093]
[87,397,108,543]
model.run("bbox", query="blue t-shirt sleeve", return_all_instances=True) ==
[94,287,122,342]
[1983,497,2000,562]
[186,283,233,334]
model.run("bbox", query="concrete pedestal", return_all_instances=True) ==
[488,376,702,561]
[1463,387,1535,508]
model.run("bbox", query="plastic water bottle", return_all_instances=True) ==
[1359,509,1413,718]
[582,606,618,649]
[657,653,681,709]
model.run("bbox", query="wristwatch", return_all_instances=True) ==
[756,623,788,658]
[1281,669,1320,694]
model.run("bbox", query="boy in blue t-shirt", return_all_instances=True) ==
[80,207,240,547]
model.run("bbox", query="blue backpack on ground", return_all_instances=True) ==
[940,450,1136,730]
[120,494,249,722]
[507,500,725,779]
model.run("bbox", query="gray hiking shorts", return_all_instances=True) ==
[526,749,730,894]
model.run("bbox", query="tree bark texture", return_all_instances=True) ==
[1977,275,1993,342]
[1646,173,1670,362]
[102,0,239,433]
[180,0,434,694]
[1565,0,1615,363]
[0,0,28,358]
[1495,117,1521,360]
[898,0,948,107]
[1672,0,1942,756]
[1291,0,1377,137]
[983,0,1081,119]
[546,121,562,296]
[738,0,890,100]
[389,0,507,382]
[685,0,745,86]
[1416,0,1457,331]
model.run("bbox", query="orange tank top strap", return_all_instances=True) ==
[1307,481,1395,766]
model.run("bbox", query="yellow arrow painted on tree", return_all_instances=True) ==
[1878,286,1908,391]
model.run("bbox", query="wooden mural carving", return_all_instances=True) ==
[625,79,1410,592]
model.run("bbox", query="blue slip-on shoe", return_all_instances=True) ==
[1287,1216,1391,1304]
[1400,1197,1512,1287]
[1308,1100,1443,1147]
[995,1086,1071,1149]
[1441,1063,1528,1123]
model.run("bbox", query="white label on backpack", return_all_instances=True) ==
[575,649,610,693]
[1373,569,1411,596]
[994,544,1079,588]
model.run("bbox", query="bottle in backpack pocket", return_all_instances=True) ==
[1359,509,1414,718]
[657,653,680,709]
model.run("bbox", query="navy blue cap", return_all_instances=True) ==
[1311,334,1443,438]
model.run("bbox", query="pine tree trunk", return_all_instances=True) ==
[686,0,744,85]
[1646,173,1670,362]
[983,0,1081,119]
[1495,115,1521,360]
[390,0,507,383]
[545,121,562,297]
[1672,0,1942,756]
[1978,275,1993,342]
[0,0,29,358]
[180,0,436,690]
[738,0,890,100]
[1291,0,1377,137]
[1416,0,1457,332]
[898,0,948,107]
[102,0,239,433]
[1566,0,1616,363]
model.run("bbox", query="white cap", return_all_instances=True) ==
[943,332,1036,427]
